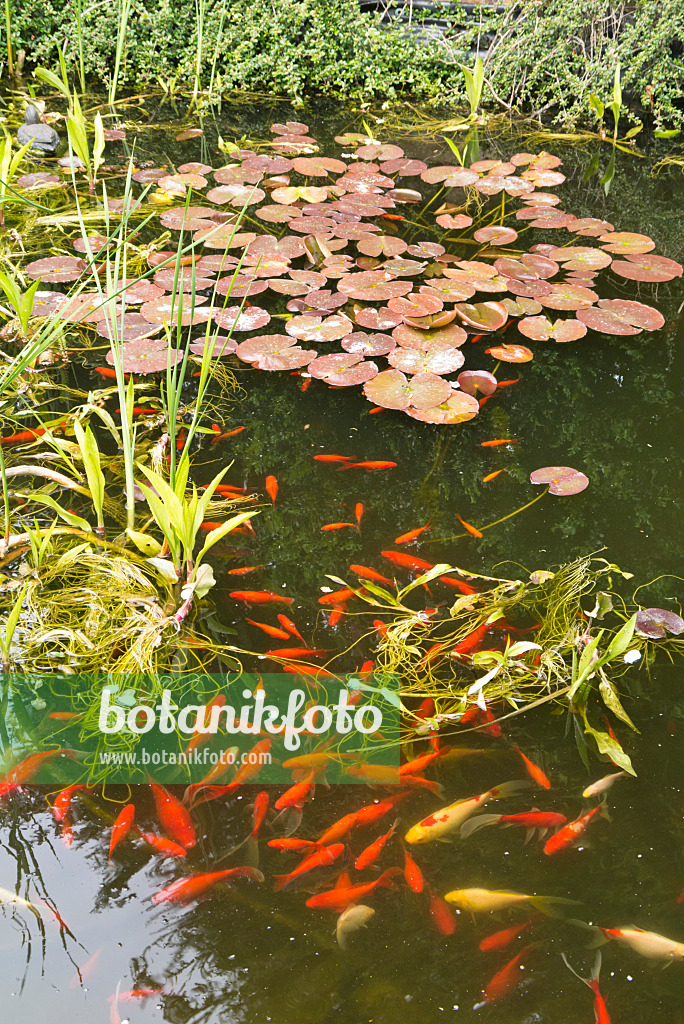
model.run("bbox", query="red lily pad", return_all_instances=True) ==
[393,323,467,349]
[611,254,683,282]
[381,258,426,277]
[436,213,473,230]
[308,353,362,378]
[474,225,519,245]
[215,275,268,298]
[337,272,412,302]
[285,313,353,342]
[106,340,182,373]
[96,316,164,342]
[388,343,465,375]
[243,155,294,174]
[256,204,300,223]
[457,370,498,396]
[292,156,346,176]
[271,121,310,135]
[17,171,61,188]
[361,369,408,409]
[546,246,612,271]
[403,310,456,329]
[486,343,533,363]
[176,128,203,140]
[530,466,589,495]
[576,299,664,334]
[406,390,480,424]
[25,256,86,282]
[387,293,443,318]
[354,306,403,330]
[502,297,543,317]
[26,290,66,316]
[518,316,587,343]
[213,306,271,332]
[357,235,408,258]
[380,158,427,176]
[420,279,475,302]
[268,279,311,296]
[153,268,216,292]
[355,143,404,161]
[189,334,238,356]
[571,218,614,237]
[635,608,684,639]
[540,283,597,311]
[599,232,655,254]
[406,242,446,259]
[140,298,212,326]
[132,167,167,183]
[454,301,508,331]
[158,172,208,191]
[421,166,478,187]
[341,332,396,356]
[55,293,107,323]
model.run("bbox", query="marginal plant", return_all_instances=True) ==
[34,62,105,190]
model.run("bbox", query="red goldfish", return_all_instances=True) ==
[313,454,355,463]
[246,618,290,640]
[321,522,357,531]
[274,770,315,811]
[355,503,364,526]
[456,514,483,538]
[137,830,187,858]
[428,887,457,935]
[512,745,551,789]
[461,811,567,840]
[274,843,344,891]
[479,914,541,952]
[230,590,294,606]
[354,820,399,870]
[394,522,431,545]
[318,588,356,605]
[476,944,538,1006]
[265,475,278,505]
[152,866,264,904]
[109,804,135,859]
[250,791,270,839]
[150,782,197,849]
[0,749,78,797]
[305,868,401,911]
[381,551,433,572]
[267,838,324,852]
[562,951,611,1024]
[265,647,329,659]
[51,784,87,822]
[338,461,397,471]
[350,564,393,584]
[318,797,404,845]
[226,565,266,575]
[402,846,424,893]
[480,439,518,447]
[543,802,608,855]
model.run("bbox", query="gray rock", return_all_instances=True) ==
[17,105,60,154]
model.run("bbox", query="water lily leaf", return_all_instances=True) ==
[387,293,443,317]
[530,465,589,495]
[293,156,346,176]
[455,300,508,331]
[457,370,498,396]
[189,334,237,357]
[213,306,271,331]
[406,390,479,423]
[357,235,407,258]
[420,278,475,302]
[599,231,655,254]
[474,225,518,245]
[540,283,597,311]
[25,256,86,282]
[421,166,478,187]
[393,323,467,349]
[388,343,464,375]
[547,246,612,271]
[518,316,587,342]
[342,332,395,356]
[355,142,404,161]
[363,368,412,409]
[486,343,533,363]
[140,298,212,326]
[310,356,379,387]
[286,313,353,342]
[380,157,427,176]
[611,254,683,282]
[635,608,684,638]
[338,272,412,302]
[577,299,664,334]
[354,306,402,330]
[308,353,362,378]
[436,213,473,229]
[176,128,203,140]
[403,310,456,329]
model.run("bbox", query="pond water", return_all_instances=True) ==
[1,98,683,1022]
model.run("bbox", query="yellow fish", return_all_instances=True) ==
[598,926,684,961]
[404,780,528,844]
[336,905,375,950]
[444,887,575,914]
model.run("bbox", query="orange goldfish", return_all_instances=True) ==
[479,914,541,952]
[476,944,538,1007]
[274,770,315,811]
[305,868,401,911]
[402,845,424,893]
[246,618,291,640]
[456,514,483,538]
[226,565,266,575]
[428,887,457,935]
[51,784,87,822]
[543,802,607,855]
[319,588,356,605]
[109,804,135,859]
[318,797,404,845]
[250,791,270,840]
[150,782,197,849]
[265,475,278,505]
[230,590,294,606]
[350,564,393,584]
[381,550,433,572]
[338,461,397,471]
[321,522,357,531]
[313,454,355,463]
[0,748,78,796]
[395,522,431,545]
[355,503,364,526]
[274,843,344,891]
[267,838,323,852]
[482,470,504,483]
[354,820,399,870]
[152,867,264,904]
[480,439,518,447]
[512,744,551,789]
[265,647,329,659]
[137,829,187,858]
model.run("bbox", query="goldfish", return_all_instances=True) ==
[480,439,519,447]
[274,770,315,811]
[267,838,323,852]
[596,926,684,961]
[313,454,355,462]
[250,791,270,838]
[562,951,611,1024]
[350,564,393,584]
[355,503,364,526]
[277,614,305,641]
[69,947,102,988]
[152,866,264,904]
[0,748,78,796]
[512,745,551,789]
[440,575,479,594]
[318,797,405,845]
[399,748,448,776]
[450,622,494,659]
[109,804,135,859]
[368,406,383,414]
[496,378,520,387]
[47,711,82,720]
[444,888,574,914]
[115,406,157,416]
[479,914,542,952]
[227,565,266,575]
[246,618,291,640]
[224,426,245,436]
[185,694,227,753]
[150,782,197,849]
[428,887,457,935]
[475,944,538,1007]
[582,770,627,799]
[543,802,608,855]
[402,845,424,892]
[338,461,397,471]
[321,522,357,531]
[137,829,187,858]
[265,475,278,505]
[394,522,431,545]
[456,514,483,539]
[61,820,73,846]
[51,784,87,822]
[461,810,567,840]
[107,989,164,1003]
[305,868,401,911]
[404,780,528,844]
[336,904,375,950]
[381,550,433,572]
[483,470,504,483]
[230,590,293,606]
[274,843,344,891]
[354,820,399,870]
[265,647,329,659]
[301,377,311,391]
[94,366,119,378]
[318,588,356,605]
[328,607,345,626]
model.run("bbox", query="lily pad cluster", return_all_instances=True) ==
[20,125,682,411]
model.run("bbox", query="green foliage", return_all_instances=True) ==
[2,0,681,130]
